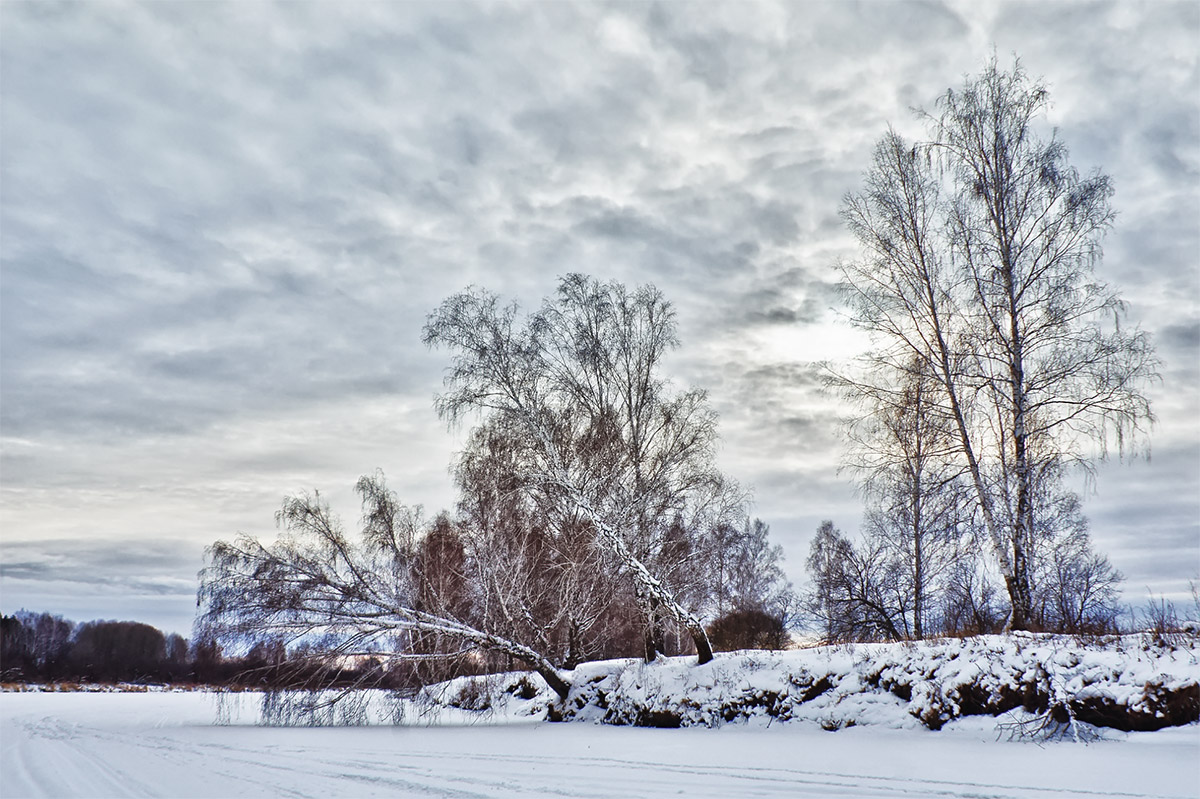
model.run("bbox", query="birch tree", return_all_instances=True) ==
[454,420,619,668]
[845,360,968,638]
[835,57,1157,630]
[424,274,742,663]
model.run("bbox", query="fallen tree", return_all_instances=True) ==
[200,276,785,700]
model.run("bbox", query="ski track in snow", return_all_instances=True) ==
[2,693,1197,799]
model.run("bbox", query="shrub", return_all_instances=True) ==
[707,608,789,651]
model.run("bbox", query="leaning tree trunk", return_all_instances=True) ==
[403,609,573,701]
[560,482,714,664]
[642,596,669,662]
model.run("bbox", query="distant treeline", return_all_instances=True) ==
[2,606,791,690]
[0,610,397,688]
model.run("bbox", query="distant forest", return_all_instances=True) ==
[0,610,384,688]
[0,603,790,689]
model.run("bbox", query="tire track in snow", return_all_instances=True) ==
[286,747,1191,799]
[7,716,159,798]
[66,727,1194,799]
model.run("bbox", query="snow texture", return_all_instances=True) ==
[3,690,1199,798]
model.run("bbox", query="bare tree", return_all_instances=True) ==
[941,551,1007,636]
[707,517,796,621]
[19,611,73,677]
[197,473,572,700]
[454,420,618,668]
[1041,528,1123,634]
[705,517,796,650]
[838,358,968,639]
[71,621,167,682]
[1020,468,1123,633]
[424,275,742,663]
[804,520,909,643]
[835,57,1157,630]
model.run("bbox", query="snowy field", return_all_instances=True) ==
[2,690,1197,799]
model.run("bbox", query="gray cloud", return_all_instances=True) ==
[1,538,199,598]
[1160,319,1200,357]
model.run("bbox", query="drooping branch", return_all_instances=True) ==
[197,484,572,701]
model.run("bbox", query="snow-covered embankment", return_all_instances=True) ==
[492,633,1199,733]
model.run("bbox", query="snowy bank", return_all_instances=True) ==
[58,633,1192,735]
[549,633,1199,732]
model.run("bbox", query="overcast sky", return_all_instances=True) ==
[2,0,1197,637]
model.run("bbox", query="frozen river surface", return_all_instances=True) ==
[2,691,1197,798]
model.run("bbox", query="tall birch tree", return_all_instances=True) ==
[835,57,1157,630]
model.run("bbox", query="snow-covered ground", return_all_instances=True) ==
[2,690,1197,798]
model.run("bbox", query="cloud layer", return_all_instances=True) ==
[2,0,1196,634]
